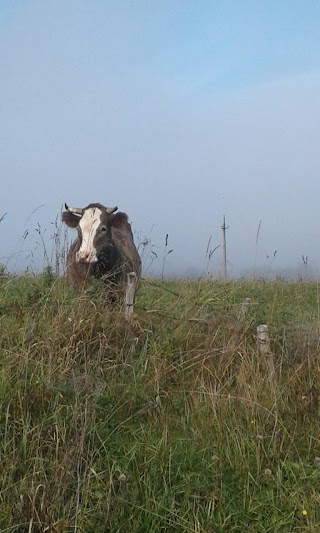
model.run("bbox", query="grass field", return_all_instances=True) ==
[1,272,320,532]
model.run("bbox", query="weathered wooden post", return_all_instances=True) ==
[237,298,251,322]
[257,324,275,381]
[125,272,137,322]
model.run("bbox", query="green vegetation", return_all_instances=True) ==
[0,274,320,532]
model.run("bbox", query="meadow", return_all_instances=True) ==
[0,271,320,532]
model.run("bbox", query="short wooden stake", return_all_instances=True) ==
[237,298,251,321]
[125,272,137,322]
[257,324,275,381]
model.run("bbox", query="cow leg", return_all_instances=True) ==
[125,272,137,321]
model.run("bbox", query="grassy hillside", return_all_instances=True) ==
[0,273,320,532]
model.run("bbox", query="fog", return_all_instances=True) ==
[1,1,320,278]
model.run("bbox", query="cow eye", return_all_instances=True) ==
[100,226,107,232]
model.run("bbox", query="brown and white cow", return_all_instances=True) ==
[61,203,141,308]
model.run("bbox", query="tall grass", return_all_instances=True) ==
[0,272,320,531]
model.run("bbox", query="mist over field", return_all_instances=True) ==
[1,2,320,279]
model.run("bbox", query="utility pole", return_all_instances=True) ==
[221,215,228,280]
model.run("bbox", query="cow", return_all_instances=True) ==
[61,202,141,310]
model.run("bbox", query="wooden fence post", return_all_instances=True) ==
[125,272,137,322]
[257,324,275,382]
[237,298,251,322]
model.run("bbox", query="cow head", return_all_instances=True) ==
[62,202,119,263]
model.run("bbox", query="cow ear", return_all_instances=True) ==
[61,211,81,228]
[109,212,128,228]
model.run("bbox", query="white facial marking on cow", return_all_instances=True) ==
[76,208,102,262]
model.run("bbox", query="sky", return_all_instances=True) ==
[1,0,320,277]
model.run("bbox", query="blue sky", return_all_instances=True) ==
[1,1,320,276]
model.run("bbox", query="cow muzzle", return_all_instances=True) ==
[76,250,98,263]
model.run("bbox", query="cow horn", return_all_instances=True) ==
[65,203,84,215]
[106,206,118,214]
